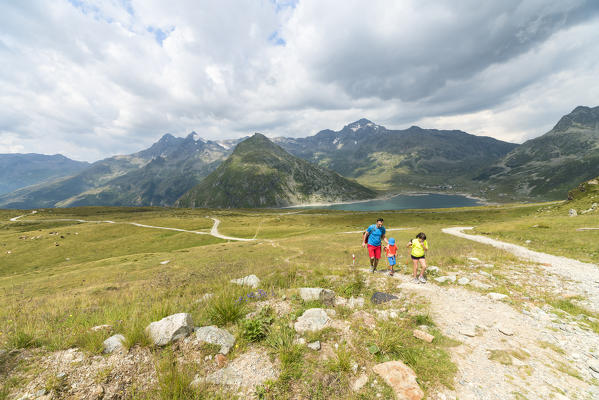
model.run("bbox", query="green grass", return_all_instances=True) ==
[0,202,593,398]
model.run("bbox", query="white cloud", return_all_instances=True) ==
[0,0,598,161]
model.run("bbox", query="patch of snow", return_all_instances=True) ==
[217,141,231,150]
[192,133,206,143]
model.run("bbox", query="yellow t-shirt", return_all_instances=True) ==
[411,239,428,257]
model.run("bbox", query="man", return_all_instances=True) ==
[362,218,386,273]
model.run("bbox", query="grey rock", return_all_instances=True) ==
[230,274,260,288]
[434,276,450,283]
[370,292,398,304]
[34,389,47,397]
[91,324,112,332]
[319,289,336,307]
[198,350,278,388]
[457,277,470,285]
[487,292,508,301]
[300,287,326,302]
[102,334,125,354]
[569,209,578,217]
[470,280,492,290]
[294,308,331,333]
[467,257,481,263]
[194,326,235,355]
[307,341,321,350]
[459,327,477,337]
[479,271,492,277]
[145,313,193,346]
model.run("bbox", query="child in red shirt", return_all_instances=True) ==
[384,238,398,276]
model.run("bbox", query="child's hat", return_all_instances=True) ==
[389,238,395,245]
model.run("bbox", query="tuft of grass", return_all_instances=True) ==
[265,321,295,352]
[153,350,199,400]
[6,330,42,350]
[326,343,352,373]
[206,290,248,326]
[489,350,512,365]
[411,314,435,327]
[537,340,565,355]
[338,271,365,298]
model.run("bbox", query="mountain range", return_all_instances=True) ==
[177,133,375,208]
[1,106,597,209]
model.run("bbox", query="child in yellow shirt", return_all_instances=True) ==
[407,232,428,283]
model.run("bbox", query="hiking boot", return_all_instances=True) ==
[412,277,420,284]
[389,270,394,276]
[371,266,377,273]
[418,276,427,284]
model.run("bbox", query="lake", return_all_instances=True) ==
[295,193,483,211]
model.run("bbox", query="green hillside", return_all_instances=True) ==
[177,133,376,208]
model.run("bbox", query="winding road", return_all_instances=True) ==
[8,211,254,242]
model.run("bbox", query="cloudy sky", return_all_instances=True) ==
[1,0,599,161]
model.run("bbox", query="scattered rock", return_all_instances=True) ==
[307,341,321,351]
[351,310,376,329]
[215,353,227,368]
[479,271,492,278]
[348,296,365,309]
[91,324,112,332]
[103,334,125,354]
[352,373,369,392]
[196,293,214,303]
[457,277,470,285]
[230,274,260,288]
[467,257,481,263]
[145,313,193,346]
[370,292,399,304]
[335,297,348,307]
[374,309,399,320]
[198,350,278,389]
[470,280,492,290]
[160,260,170,265]
[319,289,336,307]
[194,326,236,355]
[487,293,508,301]
[300,287,323,301]
[459,327,477,337]
[588,359,599,373]
[34,389,47,397]
[497,326,514,336]
[372,360,424,400]
[569,209,578,217]
[294,308,331,333]
[434,276,451,283]
[427,266,440,274]
[91,385,104,399]
[413,329,434,343]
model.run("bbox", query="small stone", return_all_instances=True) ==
[215,353,227,368]
[370,292,399,304]
[300,287,324,301]
[160,260,170,265]
[352,373,368,392]
[434,276,449,283]
[307,341,321,351]
[588,359,599,373]
[56,373,66,379]
[91,385,104,399]
[230,274,260,288]
[413,329,434,343]
[427,266,439,273]
[335,297,348,307]
[569,209,578,217]
[35,389,47,397]
[525,240,531,244]
[457,277,470,285]
[319,289,336,307]
[348,296,365,309]
[351,310,376,329]
[352,363,359,374]
[487,292,508,301]
[467,257,481,263]
[497,326,514,336]
[459,327,476,337]
[91,324,112,332]
[372,361,424,400]
[470,280,492,290]
[102,334,125,354]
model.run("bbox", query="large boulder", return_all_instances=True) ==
[194,326,236,355]
[372,361,424,400]
[230,274,260,288]
[102,334,125,354]
[145,313,193,346]
[294,308,331,333]
[299,287,336,306]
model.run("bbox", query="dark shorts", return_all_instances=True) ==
[367,244,382,259]
[411,255,425,260]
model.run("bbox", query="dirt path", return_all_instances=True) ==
[7,212,254,242]
[394,274,599,400]
[442,227,599,312]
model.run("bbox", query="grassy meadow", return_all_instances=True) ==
[0,202,597,398]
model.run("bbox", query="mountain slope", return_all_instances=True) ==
[0,134,238,209]
[274,119,518,192]
[0,154,89,195]
[476,106,599,200]
[176,133,376,208]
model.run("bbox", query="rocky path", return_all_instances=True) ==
[442,227,599,312]
[394,273,599,400]
[7,212,254,242]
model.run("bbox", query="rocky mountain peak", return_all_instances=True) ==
[552,105,599,132]
[345,118,383,132]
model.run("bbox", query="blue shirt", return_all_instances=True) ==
[366,224,386,246]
